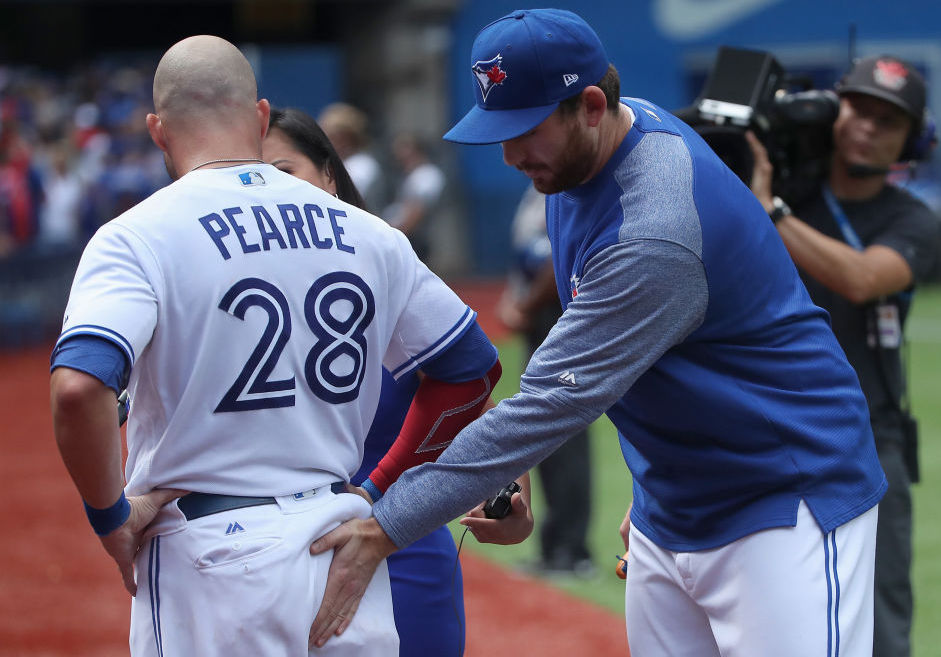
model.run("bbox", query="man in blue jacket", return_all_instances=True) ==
[309,10,885,656]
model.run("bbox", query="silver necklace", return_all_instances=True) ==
[189,157,264,173]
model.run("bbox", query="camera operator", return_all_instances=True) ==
[748,55,940,657]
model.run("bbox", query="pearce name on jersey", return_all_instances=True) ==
[56,163,476,497]
[198,201,356,260]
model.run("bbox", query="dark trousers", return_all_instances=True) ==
[873,438,913,657]
[537,428,592,563]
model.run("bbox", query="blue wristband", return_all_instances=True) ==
[84,492,131,536]
[361,479,382,503]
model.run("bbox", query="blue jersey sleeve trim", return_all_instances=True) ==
[55,324,136,365]
[389,307,476,380]
[419,321,498,383]
[50,334,130,394]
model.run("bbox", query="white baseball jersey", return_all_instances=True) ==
[57,163,474,497]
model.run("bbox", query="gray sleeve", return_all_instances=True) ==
[373,238,708,547]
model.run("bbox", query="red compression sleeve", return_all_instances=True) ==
[367,359,502,494]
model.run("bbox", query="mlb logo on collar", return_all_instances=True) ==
[239,171,266,186]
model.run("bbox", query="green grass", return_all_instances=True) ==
[908,285,941,657]
[454,284,941,655]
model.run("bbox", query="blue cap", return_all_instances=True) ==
[443,8,610,145]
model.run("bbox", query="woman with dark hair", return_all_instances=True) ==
[263,106,533,656]
[266,107,367,210]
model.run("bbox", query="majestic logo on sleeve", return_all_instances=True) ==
[873,59,909,91]
[472,54,508,102]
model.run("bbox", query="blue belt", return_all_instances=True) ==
[177,482,347,521]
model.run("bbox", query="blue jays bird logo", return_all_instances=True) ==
[472,54,508,102]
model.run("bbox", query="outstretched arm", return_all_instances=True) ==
[307,458,536,648]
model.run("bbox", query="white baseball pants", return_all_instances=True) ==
[625,500,877,657]
[130,487,398,656]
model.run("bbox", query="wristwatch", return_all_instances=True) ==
[768,196,791,224]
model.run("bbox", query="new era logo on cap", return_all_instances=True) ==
[563,73,579,87]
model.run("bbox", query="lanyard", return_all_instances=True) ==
[821,184,865,250]
[821,184,912,304]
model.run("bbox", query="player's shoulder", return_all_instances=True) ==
[621,97,685,136]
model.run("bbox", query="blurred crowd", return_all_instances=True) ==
[0,61,459,347]
[0,59,174,346]
[0,60,169,259]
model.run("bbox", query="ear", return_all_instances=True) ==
[257,98,271,141]
[582,86,608,128]
[146,113,167,152]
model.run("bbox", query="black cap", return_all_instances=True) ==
[836,55,926,120]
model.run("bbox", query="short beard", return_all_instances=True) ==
[530,122,595,194]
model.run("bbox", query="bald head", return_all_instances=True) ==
[148,35,269,178]
[153,35,258,127]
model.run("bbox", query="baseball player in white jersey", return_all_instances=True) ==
[49,35,496,656]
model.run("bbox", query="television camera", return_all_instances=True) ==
[676,46,840,207]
